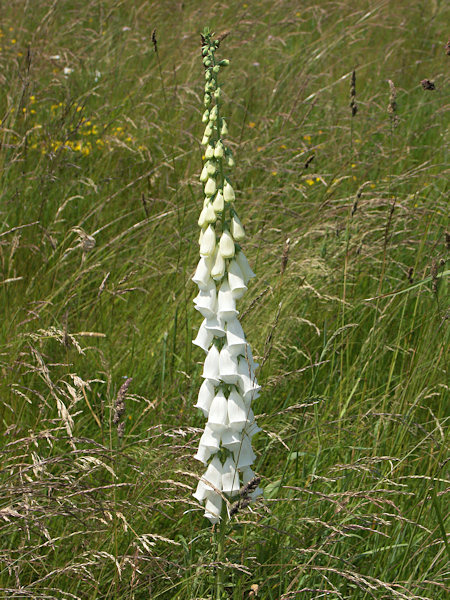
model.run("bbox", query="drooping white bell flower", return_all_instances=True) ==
[217,280,238,321]
[227,259,247,298]
[193,443,211,464]
[204,490,222,524]
[237,356,261,402]
[230,213,245,242]
[211,249,226,280]
[201,455,223,492]
[218,345,239,383]
[223,181,235,202]
[219,230,235,258]
[226,317,247,356]
[221,429,243,452]
[233,433,256,468]
[194,379,216,416]
[221,456,240,495]
[202,344,220,383]
[235,250,256,284]
[192,256,212,289]
[198,424,221,454]
[205,314,226,338]
[227,388,248,431]
[193,278,217,319]
[200,225,216,257]
[207,389,229,432]
[192,319,214,353]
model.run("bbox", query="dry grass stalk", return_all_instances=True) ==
[387,79,398,125]
[229,476,261,517]
[350,69,358,117]
[113,378,132,437]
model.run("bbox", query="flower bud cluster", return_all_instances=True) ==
[192,32,262,524]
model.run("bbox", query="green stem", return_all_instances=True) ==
[215,502,228,599]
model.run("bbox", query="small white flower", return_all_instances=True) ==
[233,434,256,468]
[63,67,73,75]
[194,379,216,416]
[227,389,248,431]
[211,249,226,280]
[202,344,221,382]
[227,259,247,298]
[218,345,239,383]
[205,315,226,338]
[207,390,229,431]
[222,456,240,495]
[217,280,238,321]
[192,319,214,353]
[235,251,255,283]
[226,317,247,356]
[193,278,217,319]
[192,256,212,289]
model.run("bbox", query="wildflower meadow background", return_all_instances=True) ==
[0,1,448,599]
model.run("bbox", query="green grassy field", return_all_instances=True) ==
[0,1,448,598]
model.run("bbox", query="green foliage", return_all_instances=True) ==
[0,1,448,598]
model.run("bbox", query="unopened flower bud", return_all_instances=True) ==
[200,165,208,183]
[204,93,211,107]
[214,88,221,99]
[205,177,216,197]
[205,203,216,223]
[198,206,208,228]
[202,109,210,123]
[205,145,214,159]
[204,123,212,138]
[231,213,245,241]
[200,225,216,257]
[214,141,224,158]
[211,249,226,280]
[223,181,235,202]
[209,105,218,120]
[206,161,216,175]
[212,190,224,213]
[219,59,230,67]
[201,135,209,146]
[219,230,235,258]
[227,154,235,168]
[203,56,211,65]
[220,119,228,136]
[205,70,212,81]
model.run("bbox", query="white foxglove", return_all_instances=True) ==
[192,33,262,523]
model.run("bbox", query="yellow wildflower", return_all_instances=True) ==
[248,122,256,128]
[303,134,311,142]
[271,171,277,176]
[306,178,314,186]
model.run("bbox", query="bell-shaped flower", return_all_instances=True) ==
[207,389,229,432]
[193,443,211,465]
[192,256,212,290]
[202,344,220,383]
[221,429,243,452]
[228,259,247,299]
[218,345,239,383]
[231,213,246,242]
[205,177,216,197]
[212,190,224,213]
[217,280,238,321]
[237,356,261,402]
[244,418,261,439]
[199,225,216,257]
[205,315,226,338]
[235,251,256,284]
[194,379,216,416]
[226,317,247,356]
[204,490,222,524]
[193,278,217,319]
[233,433,256,468]
[242,466,263,500]
[198,424,221,453]
[223,181,235,202]
[219,230,235,258]
[205,144,214,159]
[211,249,225,280]
[221,456,240,496]
[201,455,223,492]
[227,388,248,431]
[192,319,213,353]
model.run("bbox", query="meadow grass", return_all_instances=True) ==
[0,1,448,598]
